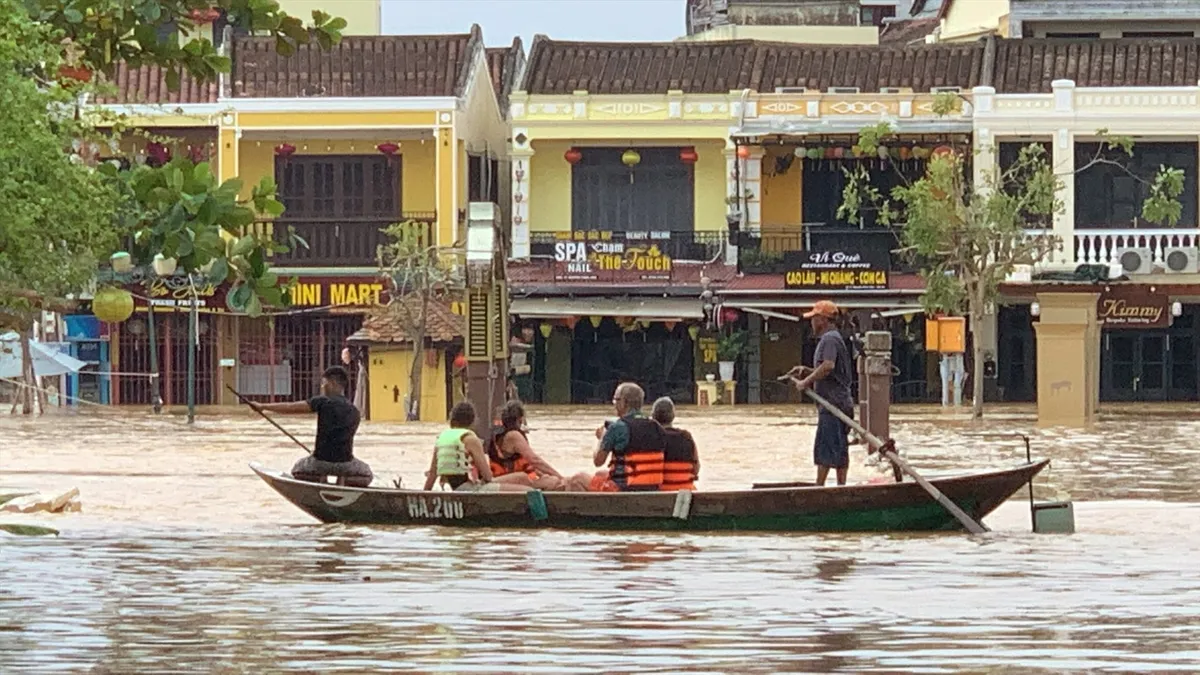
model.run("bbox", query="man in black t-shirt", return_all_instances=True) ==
[253,365,373,487]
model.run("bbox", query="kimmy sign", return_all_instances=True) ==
[1097,288,1170,329]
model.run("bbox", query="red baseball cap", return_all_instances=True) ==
[803,300,839,319]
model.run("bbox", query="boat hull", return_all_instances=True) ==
[251,460,1050,533]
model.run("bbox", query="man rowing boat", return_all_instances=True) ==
[787,300,855,487]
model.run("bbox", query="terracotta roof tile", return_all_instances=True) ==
[93,63,218,104]
[878,18,940,46]
[348,296,464,345]
[231,26,482,98]
[522,37,986,94]
[992,37,1200,93]
[486,37,524,115]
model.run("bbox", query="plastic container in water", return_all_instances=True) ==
[1033,501,1075,534]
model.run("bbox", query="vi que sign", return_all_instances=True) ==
[784,250,889,291]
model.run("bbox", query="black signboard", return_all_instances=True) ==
[784,249,890,290]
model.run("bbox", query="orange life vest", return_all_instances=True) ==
[487,427,538,479]
[661,427,699,491]
[608,416,666,491]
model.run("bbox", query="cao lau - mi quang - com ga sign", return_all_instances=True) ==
[552,231,673,282]
[784,250,889,291]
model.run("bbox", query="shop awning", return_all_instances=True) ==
[724,298,924,321]
[511,297,704,320]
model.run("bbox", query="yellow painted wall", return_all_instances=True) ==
[760,146,802,228]
[367,347,449,423]
[277,0,381,34]
[940,0,1008,41]
[236,138,437,212]
[528,138,727,233]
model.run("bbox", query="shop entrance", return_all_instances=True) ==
[1101,307,1198,402]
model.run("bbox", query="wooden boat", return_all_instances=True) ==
[250,459,1049,533]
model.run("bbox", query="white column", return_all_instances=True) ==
[743,149,763,233]
[723,147,741,266]
[510,149,532,260]
[1051,80,1077,264]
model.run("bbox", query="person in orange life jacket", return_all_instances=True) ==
[487,400,569,490]
[422,401,531,493]
[251,366,373,488]
[573,382,667,492]
[651,397,700,491]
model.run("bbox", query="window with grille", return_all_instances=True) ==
[275,156,401,219]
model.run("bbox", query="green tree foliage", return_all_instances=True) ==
[839,96,1184,418]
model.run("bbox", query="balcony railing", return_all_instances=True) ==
[1074,228,1200,266]
[248,214,436,267]
[529,230,725,262]
[738,224,913,274]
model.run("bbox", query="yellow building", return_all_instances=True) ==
[86,22,517,415]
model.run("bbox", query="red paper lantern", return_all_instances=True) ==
[453,354,468,370]
[736,145,751,160]
[932,145,955,158]
[564,147,582,164]
[564,316,579,330]
[376,142,399,156]
[274,143,296,157]
[57,64,93,83]
[679,147,698,164]
[722,307,741,324]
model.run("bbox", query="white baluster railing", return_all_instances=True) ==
[1074,229,1200,266]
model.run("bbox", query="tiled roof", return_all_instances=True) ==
[878,18,940,46]
[348,296,464,345]
[992,38,1200,92]
[486,37,525,114]
[754,41,986,93]
[231,26,483,98]
[521,37,986,94]
[93,63,218,104]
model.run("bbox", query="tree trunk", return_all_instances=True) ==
[19,326,35,415]
[969,301,986,420]
[407,290,430,422]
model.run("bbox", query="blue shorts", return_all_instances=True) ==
[813,410,850,469]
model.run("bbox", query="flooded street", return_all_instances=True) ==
[2,405,1200,672]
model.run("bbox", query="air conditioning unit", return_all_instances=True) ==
[931,86,962,94]
[827,86,861,94]
[1163,246,1200,273]
[775,86,806,94]
[1114,247,1154,275]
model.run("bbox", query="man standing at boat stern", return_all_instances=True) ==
[252,365,373,487]
[790,300,855,487]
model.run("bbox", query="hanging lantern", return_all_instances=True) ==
[92,287,134,324]
[688,325,700,341]
[274,143,297,157]
[621,149,641,167]
[539,323,552,339]
[793,146,806,158]
[453,354,468,371]
[665,320,678,331]
[188,7,221,23]
[565,316,578,330]
[152,254,177,277]
[722,307,740,325]
[638,319,652,330]
[679,147,698,164]
[877,146,890,160]
[565,147,582,164]
[736,145,751,160]
[589,315,602,328]
[807,147,822,160]
[898,146,912,161]
[110,252,134,274]
[933,145,955,158]
[376,142,400,156]
[126,318,147,336]
[145,141,171,167]
[850,145,863,158]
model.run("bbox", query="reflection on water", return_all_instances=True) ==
[2,404,1200,672]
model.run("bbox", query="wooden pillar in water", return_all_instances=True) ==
[860,330,892,444]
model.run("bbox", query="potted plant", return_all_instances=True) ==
[716,329,747,382]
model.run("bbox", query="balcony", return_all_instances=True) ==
[249,214,436,267]
[738,224,913,275]
[1074,228,1200,267]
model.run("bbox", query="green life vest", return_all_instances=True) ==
[435,428,471,477]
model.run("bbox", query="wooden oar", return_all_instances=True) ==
[224,385,312,454]
[782,375,989,534]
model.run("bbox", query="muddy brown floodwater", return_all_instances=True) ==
[2,404,1200,673]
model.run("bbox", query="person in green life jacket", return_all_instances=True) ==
[422,401,532,493]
